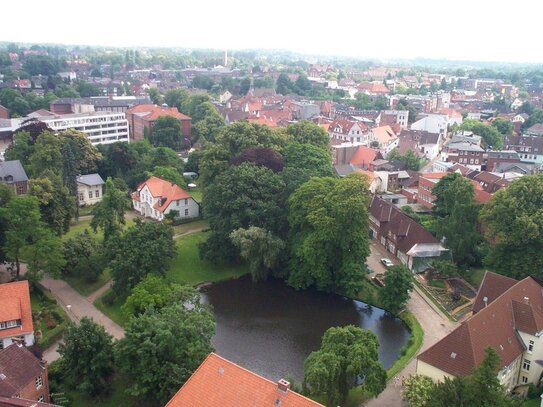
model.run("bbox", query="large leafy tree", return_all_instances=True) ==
[285,120,330,149]
[0,195,64,280]
[230,227,285,282]
[108,220,176,294]
[149,115,184,150]
[460,119,503,149]
[200,162,287,262]
[90,178,128,241]
[62,230,104,282]
[29,170,75,236]
[432,173,482,266]
[115,303,215,404]
[288,174,371,295]
[380,264,413,314]
[303,326,386,406]
[480,175,543,279]
[403,374,434,407]
[58,317,114,397]
[0,184,14,263]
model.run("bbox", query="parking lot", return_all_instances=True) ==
[367,239,396,276]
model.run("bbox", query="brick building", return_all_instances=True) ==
[125,104,191,143]
[0,344,50,403]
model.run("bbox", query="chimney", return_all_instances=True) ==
[277,379,290,393]
[483,296,488,307]
[524,296,530,304]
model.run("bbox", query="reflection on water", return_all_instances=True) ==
[200,275,410,381]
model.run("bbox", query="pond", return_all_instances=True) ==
[200,275,410,381]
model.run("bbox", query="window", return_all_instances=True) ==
[79,193,84,201]
[95,190,100,198]
[523,359,531,371]
[35,375,42,389]
[0,320,20,330]
[176,200,180,206]
[88,191,93,199]
[522,376,528,384]
[38,396,44,402]
[184,198,188,205]
[184,209,189,216]
[529,340,534,352]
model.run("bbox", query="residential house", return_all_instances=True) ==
[417,272,543,392]
[525,123,543,137]
[0,161,28,195]
[0,281,34,349]
[131,176,199,222]
[166,353,323,407]
[486,150,521,172]
[368,125,398,155]
[381,110,409,129]
[0,105,8,120]
[442,142,484,171]
[411,114,449,138]
[0,344,50,403]
[417,172,448,209]
[76,174,105,206]
[450,131,482,146]
[125,104,191,142]
[356,82,390,96]
[369,196,448,271]
[398,129,441,160]
[504,135,543,166]
[472,171,509,194]
[218,90,232,104]
[327,119,368,143]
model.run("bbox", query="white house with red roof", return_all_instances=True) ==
[0,281,35,350]
[131,176,199,222]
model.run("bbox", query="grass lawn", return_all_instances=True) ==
[356,277,383,308]
[63,216,135,241]
[463,268,487,289]
[63,269,111,297]
[522,398,541,407]
[77,205,95,217]
[188,185,203,202]
[31,287,69,349]
[165,231,248,286]
[428,278,447,289]
[172,219,209,236]
[94,231,249,326]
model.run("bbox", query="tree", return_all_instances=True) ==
[147,87,162,104]
[295,75,312,95]
[230,147,284,172]
[29,170,75,236]
[151,166,186,188]
[491,118,514,135]
[239,77,251,95]
[396,99,417,124]
[288,174,371,296]
[276,73,294,95]
[0,195,63,279]
[230,227,285,282]
[62,230,104,282]
[22,55,59,75]
[432,173,482,266]
[58,317,114,396]
[164,88,190,113]
[149,115,184,150]
[285,120,330,149]
[480,175,543,279]
[90,178,128,241]
[303,326,386,406]
[115,303,215,404]
[387,148,423,171]
[403,374,434,407]
[108,220,176,294]
[122,275,199,318]
[27,131,63,177]
[380,264,413,314]
[460,119,503,149]
[0,184,14,264]
[200,163,287,262]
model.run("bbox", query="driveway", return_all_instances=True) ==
[364,243,458,407]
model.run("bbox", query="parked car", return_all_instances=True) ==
[380,258,394,268]
[366,266,373,274]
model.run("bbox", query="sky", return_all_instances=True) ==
[2,0,543,64]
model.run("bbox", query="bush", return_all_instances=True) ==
[528,383,541,399]
[102,290,117,306]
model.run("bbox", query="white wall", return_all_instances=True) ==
[77,183,103,206]
[1,332,35,349]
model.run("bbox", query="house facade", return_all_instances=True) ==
[125,104,191,142]
[369,196,448,272]
[327,119,368,143]
[504,135,543,166]
[0,281,34,350]
[76,174,105,206]
[131,176,199,222]
[417,272,543,392]
[0,161,28,195]
[0,344,50,403]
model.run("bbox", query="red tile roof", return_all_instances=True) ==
[472,271,517,314]
[0,344,44,397]
[132,176,193,213]
[126,104,191,121]
[349,146,378,166]
[166,353,324,407]
[0,281,33,339]
[418,274,543,376]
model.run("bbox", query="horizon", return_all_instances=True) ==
[2,0,543,65]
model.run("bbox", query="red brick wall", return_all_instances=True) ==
[0,105,9,119]
[417,177,436,209]
[18,368,50,403]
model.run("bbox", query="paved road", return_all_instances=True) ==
[364,244,458,407]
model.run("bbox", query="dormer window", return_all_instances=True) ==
[0,320,21,330]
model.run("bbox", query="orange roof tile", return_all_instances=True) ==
[0,281,33,339]
[134,176,193,213]
[126,104,191,121]
[166,353,323,407]
[349,146,378,166]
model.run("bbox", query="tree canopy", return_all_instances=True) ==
[380,264,413,314]
[288,174,371,295]
[303,326,386,406]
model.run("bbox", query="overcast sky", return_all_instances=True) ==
[2,0,542,64]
